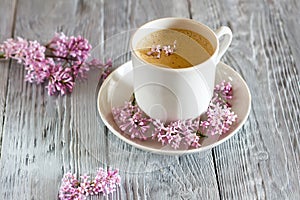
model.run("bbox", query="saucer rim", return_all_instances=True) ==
[97,61,251,155]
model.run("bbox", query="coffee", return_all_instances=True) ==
[135,28,214,69]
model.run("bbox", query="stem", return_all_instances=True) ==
[62,61,68,68]
[45,54,77,61]
[131,93,136,106]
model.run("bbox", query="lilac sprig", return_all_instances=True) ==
[0,33,112,96]
[147,40,176,59]
[199,81,237,135]
[47,33,91,62]
[58,168,121,200]
[111,81,237,149]
[152,118,201,149]
[0,37,35,62]
[213,80,233,106]
[46,65,75,96]
[112,100,152,140]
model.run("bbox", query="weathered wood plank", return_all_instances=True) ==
[0,0,106,199]
[189,0,300,199]
[275,0,300,73]
[0,0,299,199]
[0,0,17,158]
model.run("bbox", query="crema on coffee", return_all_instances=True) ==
[135,28,214,69]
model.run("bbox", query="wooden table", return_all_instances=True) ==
[0,0,299,199]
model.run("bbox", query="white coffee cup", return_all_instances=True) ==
[131,18,232,122]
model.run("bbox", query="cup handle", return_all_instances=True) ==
[215,26,232,63]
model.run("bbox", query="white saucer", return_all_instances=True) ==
[97,61,251,155]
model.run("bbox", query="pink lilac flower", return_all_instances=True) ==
[23,40,46,65]
[112,101,151,140]
[206,102,237,135]
[215,81,233,98]
[47,33,69,58]
[71,62,90,79]
[162,40,177,56]
[24,58,53,83]
[152,118,200,149]
[147,40,176,58]
[58,168,121,200]
[0,38,47,66]
[0,37,31,62]
[93,168,121,195]
[147,44,162,58]
[214,80,233,106]
[0,33,110,96]
[112,81,237,149]
[58,172,85,200]
[0,37,50,84]
[47,33,91,62]
[47,33,92,79]
[199,81,237,135]
[46,65,75,96]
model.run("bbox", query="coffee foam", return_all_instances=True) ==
[136,29,213,65]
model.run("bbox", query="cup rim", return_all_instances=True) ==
[130,17,219,72]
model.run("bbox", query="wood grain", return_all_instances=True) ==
[0,0,17,158]
[191,0,300,199]
[0,0,299,199]
[0,0,106,198]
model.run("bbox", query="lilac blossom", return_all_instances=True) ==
[214,81,233,99]
[162,40,177,56]
[199,81,237,135]
[112,81,237,149]
[23,40,46,65]
[0,38,50,84]
[24,57,54,84]
[46,65,75,96]
[47,33,91,62]
[147,44,162,58]
[152,118,200,149]
[0,33,110,96]
[0,38,46,66]
[93,168,121,195]
[58,172,85,200]
[0,37,32,62]
[47,33,92,79]
[199,102,237,135]
[58,168,121,200]
[147,40,176,58]
[213,80,233,106]
[112,101,151,140]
